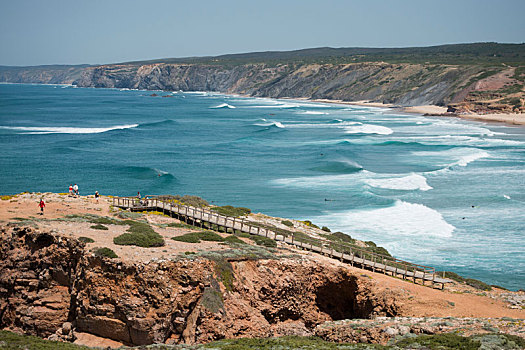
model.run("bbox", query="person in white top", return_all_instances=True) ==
[73,184,79,196]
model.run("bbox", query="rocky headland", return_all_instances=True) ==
[0,193,523,349]
[1,44,524,123]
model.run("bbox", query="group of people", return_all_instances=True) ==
[68,184,79,196]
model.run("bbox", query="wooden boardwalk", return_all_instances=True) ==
[113,196,452,289]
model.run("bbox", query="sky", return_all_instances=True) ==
[1,0,524,66]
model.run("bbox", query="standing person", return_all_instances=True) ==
[69,184,73,196]
[94,191,99,203]
[73,184,79,196]
[38,198,45,215]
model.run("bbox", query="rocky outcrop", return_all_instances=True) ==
[0,226,403,346]
[0,65,88,85]
[315,316,525,344]
[76,62,489,106]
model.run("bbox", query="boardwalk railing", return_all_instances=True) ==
[112,196,452,288]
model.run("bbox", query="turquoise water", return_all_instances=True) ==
[1,83,524,290]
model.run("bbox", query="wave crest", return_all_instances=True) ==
[0,124,138,134]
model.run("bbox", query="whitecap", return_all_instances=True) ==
[344,124,393,135]
[211,103,236,109]
[364,174,432,191]
[254,120,285,128]
[504,194,511,200]
[0,124,139,134]
[297,111,329,115]
[316,200,455,238]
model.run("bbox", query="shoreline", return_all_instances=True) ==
[4,83,524,127]
[308,98,525,127]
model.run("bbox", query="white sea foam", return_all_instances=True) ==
[254,121,285,128]
[456,150,490,166]
[364,174,432,191]
[0,124,139,134]
[504,194,511,200]
[211,103,236,109]
[415,148,490,168]
[316,201,455,238]
[297,110,329,115]
[344,124,393,135]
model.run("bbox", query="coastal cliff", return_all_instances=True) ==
[0,226,400,346]
[1,43,524,113]
[75,62,487,107]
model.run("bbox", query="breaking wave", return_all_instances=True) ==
[0,124,138,134]
[364,173,432,191]
[211,103,236,109]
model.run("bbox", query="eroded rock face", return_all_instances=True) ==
[0,227,83,337]
[0,227,402,345]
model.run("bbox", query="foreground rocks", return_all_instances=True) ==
[315,316,525,345]
[0,226,402,346]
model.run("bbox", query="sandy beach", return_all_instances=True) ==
[309,99,525,126]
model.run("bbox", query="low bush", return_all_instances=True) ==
[172,230,224,243]
[249,235,277,248]
[321,226,331,232]
[78,236,95,243]
[167,222,194,229]
[93,247,118,259]
[281,220,294,227]
[212,205,251,217]
[301,220,319,229]
[223,235,247,245]
[0,329,91,349]
[90,224,108,230]
[113,220,165,247]
[395,333,481,350]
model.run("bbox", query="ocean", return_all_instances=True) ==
[1,83,524,290]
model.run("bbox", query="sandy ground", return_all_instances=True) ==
[1,192,524,320]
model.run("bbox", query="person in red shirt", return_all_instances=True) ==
[38,198,45,215]
[69,184,73,196]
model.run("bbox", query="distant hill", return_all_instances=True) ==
[1,43,524,113]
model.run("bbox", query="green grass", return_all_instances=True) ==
[0,330,91,349]
[172,230,224,243]
[78,236,95,243]
[93,247,118,259]
[89,224,108,230]
[113,220,165,247]
[212,205,251,217]
[213,258,235,291]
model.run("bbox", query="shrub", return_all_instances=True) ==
[93,247,118,259]
[0,329,91,349]
[213,258,234,291]
[326,231,355,244]
[249,235,277,248]
[321,226,331,232]
[113,220,165,247]
[395,333,481,350]
[78,236,95,243]
[167,222,194,229]
[465,278,492,291]
[281,220,294,227]
[172,230,224,243]
[212,205,251,217]
[90,224,108,230]
[223,235,247,245]
[301,220,319,229]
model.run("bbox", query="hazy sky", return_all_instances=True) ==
[1,0,524,66]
